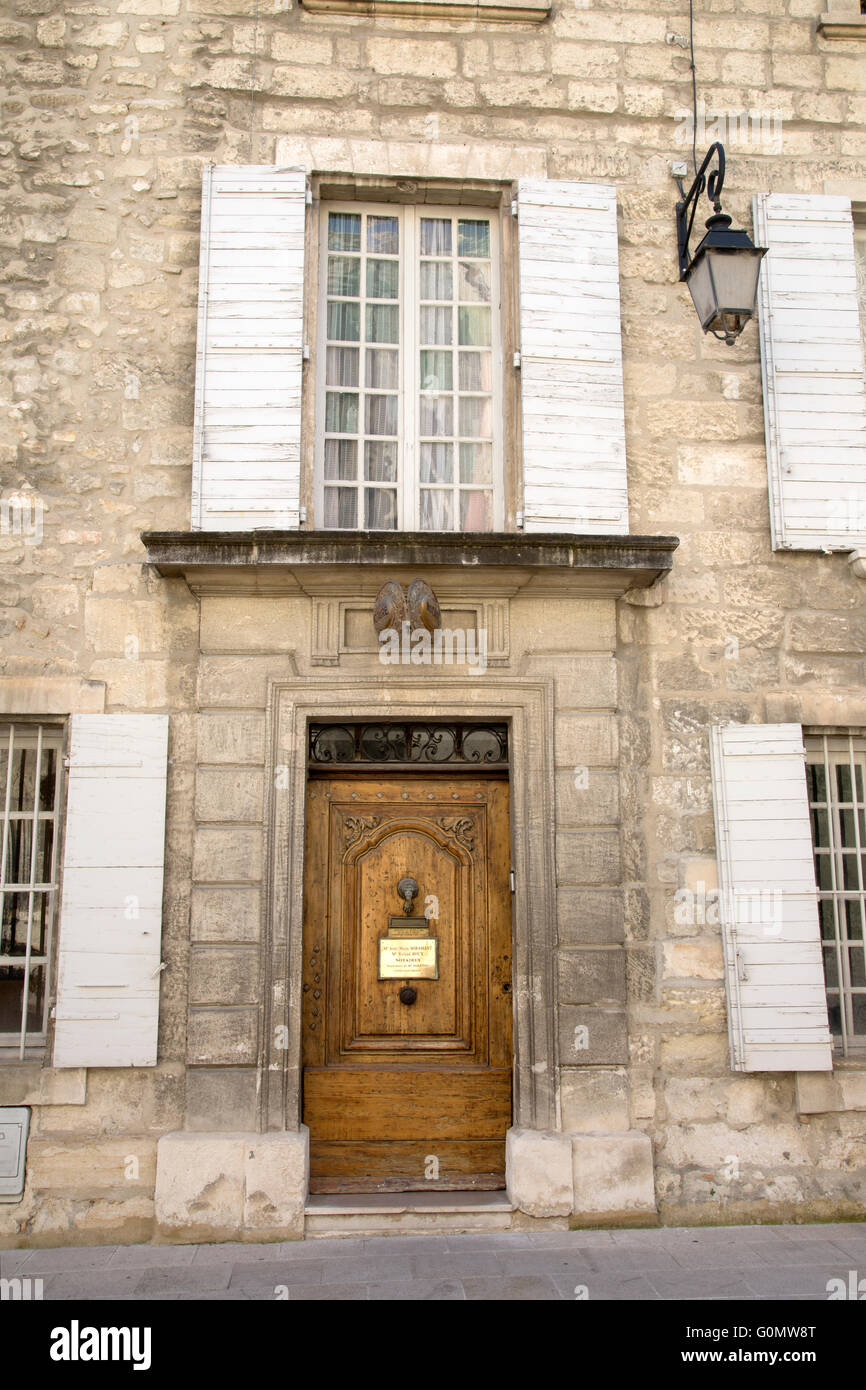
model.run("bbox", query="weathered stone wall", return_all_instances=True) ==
[1,0,865,1239]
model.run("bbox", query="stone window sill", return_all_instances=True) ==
[0,1064,87,1106]
[300,0,551,20]
[795,1067,866,1115]
[818,13,866,36]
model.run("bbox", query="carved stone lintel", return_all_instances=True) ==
[343,814,381,848]
[436,816,475,849]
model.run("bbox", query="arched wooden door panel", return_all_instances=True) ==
[302,774,512,1192]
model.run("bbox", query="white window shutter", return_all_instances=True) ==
[709,722,833,1073]
[53,714,169,1068]
[516,179,628,535]
[192,166,306,531]
[753,193,866,551]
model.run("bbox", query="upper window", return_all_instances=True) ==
[806,733,866,1056]
[316,203,503,533]
[0,722,64,1059]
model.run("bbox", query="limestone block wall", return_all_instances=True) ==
[0,0,864,1235]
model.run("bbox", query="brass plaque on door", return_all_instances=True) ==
[378,936,439,980]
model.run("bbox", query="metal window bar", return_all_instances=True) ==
[807,733,866,1057]
[0,723,62,1057]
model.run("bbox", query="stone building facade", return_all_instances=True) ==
[0,0,864,1245]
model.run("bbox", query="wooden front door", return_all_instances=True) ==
[302,774,512,1192]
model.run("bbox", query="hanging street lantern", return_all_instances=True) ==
[675,142,767,346]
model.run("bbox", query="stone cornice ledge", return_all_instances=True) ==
[141,530,679,599]
[818,2,866,36]
[301,0,550,19]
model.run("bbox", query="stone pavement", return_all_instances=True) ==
[2,1222,865,1300]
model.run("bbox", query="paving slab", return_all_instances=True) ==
[133,1265,233,1295]
[462,1274,563,1300]
[367,1279,465,1300]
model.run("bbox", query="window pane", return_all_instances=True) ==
[810,807,829,848]
[419,396,453,437]
[807,762,826,802]
[459,351,492,392]
[0,745,57,815]
[365,489,398,529]
[327,255,360,297]
[0,964,45,1036]
[458,219,490,258]
[367,216,399,254]
[420,261,453,302]
[459,261,491,303]
[365,348,398,390]
[420,219,452,256]
[850,946,865,986]
[420,443,453,484]
[836,764,854,802]
[458,306,491,346]
[840,808,859,847]
[460,490,493,532]
[323,487,357,528]
[420,490,453,530]
[366,304,399,344]
[2,819,52,893]
[365,441,397,483]
[327,301,360,342]
[846,899,864,940]
[324,438,357,480]
[326,346,359,388]
[815,853,834,891]
[818,897,836,940]
[459,442,493,484]
[1,889,50,957]
[459,396,492,439]
[328,213,361,252]
[366,258,399,300]
[420,307,452,345]
[853,995,866,1035]
[420,350,452,393]
[325,392,358,434]
[823,948,839,988]
[365,394,398,437]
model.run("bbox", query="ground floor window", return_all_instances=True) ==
[0,722,64,1059]
[805,731,866,1055]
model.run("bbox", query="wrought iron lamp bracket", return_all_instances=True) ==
[675,141,726,281]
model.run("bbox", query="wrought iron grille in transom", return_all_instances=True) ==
[308,722,508,768]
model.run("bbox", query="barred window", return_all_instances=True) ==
[0,723,64,1059]
[805,733,866,1055]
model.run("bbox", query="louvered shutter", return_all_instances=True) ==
[709,722,833,1073]
[53,714,169,1068]
[753,194,866,551]
[516,179,628,535]
[192,166,306,531]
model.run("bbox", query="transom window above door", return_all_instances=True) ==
[316,203,504,533]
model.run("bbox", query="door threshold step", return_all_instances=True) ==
[304,1190,514,1238]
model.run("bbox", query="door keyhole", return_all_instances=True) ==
[399,986,417,1006]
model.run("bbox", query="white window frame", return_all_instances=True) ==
[0,720,64,1060]
[314,200,505,533]
[805,731,866,1057]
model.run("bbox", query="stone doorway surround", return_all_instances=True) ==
[267,679,557,1138]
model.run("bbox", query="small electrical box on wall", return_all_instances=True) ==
[0,1107,30,1202]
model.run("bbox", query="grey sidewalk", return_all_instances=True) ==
[2,1222,865,1300]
